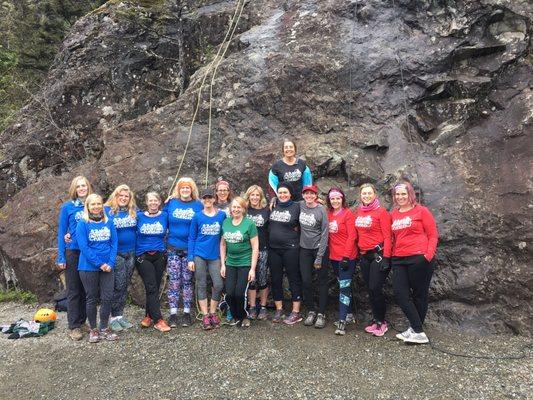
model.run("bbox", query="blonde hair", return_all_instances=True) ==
[359,183,377,195]
[172,177,199,200]
[145,192,162,208]
[68,176,92,200]
[105,184,137,218]
[83,194,107,223]
[244,185,267,208]
[231,197,248,216]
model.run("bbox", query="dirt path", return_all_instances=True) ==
[0,302,531,399]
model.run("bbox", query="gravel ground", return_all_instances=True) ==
[0,302,531,400]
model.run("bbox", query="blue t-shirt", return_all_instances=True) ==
[105,206,137,253]
[188,210,226,261]
[57,199,85,264]
[136,211,168,256]
[76,219,118,271]
[164,198,203,250]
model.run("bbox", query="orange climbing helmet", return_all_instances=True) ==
[34,308,57,323]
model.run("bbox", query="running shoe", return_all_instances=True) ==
[283,312,302,325]
[404,331,429,344]
[335,320,346,335]
[272,310,284,323]
[396,327,415,341]
[248,306,258,320]
[226,309,233,322]
[109,319,124,332]
[118,317,134,329]
[80,323,91,333]
[373,322,388,337]
[181,312,192,327]
[69,328,83,341]
[241,318,251,328]
[346,313,355,324]
[99,328,119,341]
[210,314,221,329]
[257,307,268,321]
[88,329,100,343]
[304,311,317,326]
[228,319,241,326]
[140,315,152,328]
[168,314,179,328]
[314,313,326,329]
[364,320,378,334]
[154,319,171,332]
[202,315,212,330]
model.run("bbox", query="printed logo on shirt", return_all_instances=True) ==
[172,208,195,220]
[329,220,338,233]
[201,222,221,235]
[247,213,265,227]
[114,215,136,229]
[355,215,372,228]
[74,211,84,222]
[299,212,317,227]
[88,227,111,242]
[283,169,302,182]
[270,210,291,223]
[223,231,244,244]
[140,221,165,235]
[392,216,412,231]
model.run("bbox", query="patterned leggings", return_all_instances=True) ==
[167,249,194,310]
[248,249,269,290]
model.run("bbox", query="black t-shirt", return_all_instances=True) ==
[247,207,270,250]
[268,202,300,249]
[271,159,308,201]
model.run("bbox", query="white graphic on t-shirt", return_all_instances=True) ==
[392,216,412,231]
[140,221,164,235]
[329,220,338,233]
[247,213,265,227]
[355,215,372,228]
[172,208,195,220]
[89,226,111,242]
[299,212,317,227]
[201,222,221,235]
[223,231,244,244]
[270,210,291,223]
[283,169,302,182]
[114,215,136,229]
[74,211,83,222]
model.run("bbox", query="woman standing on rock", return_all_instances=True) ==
[136,192,170,332]
[299,185,330,329]
[268,182,302,325]
[327,187,358,336]
[214,180,233,216]
[164,178,203,328]
[188,187,227,330]
[244,185,270,320]
[269,139,312,202]
[354,183,392,337]
[104,184,138,332]
[57,175,92,341]
[76,193,118,343]
[220,197,259,328]
[391,181,438,344]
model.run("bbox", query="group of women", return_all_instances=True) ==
[56,139,438,345]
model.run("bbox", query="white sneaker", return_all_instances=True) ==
[396,327,415,341]
[404,331,429,344]
[346,313,355,324]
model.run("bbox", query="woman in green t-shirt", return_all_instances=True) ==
[220,197,259,327]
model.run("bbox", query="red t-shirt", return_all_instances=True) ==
[354,206,392,257]
[390,205,438,260]
[328,208,358,261]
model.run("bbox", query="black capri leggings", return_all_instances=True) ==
[269,247,301,302]
[135,251,166,322]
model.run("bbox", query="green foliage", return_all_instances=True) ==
[0,288,38,304]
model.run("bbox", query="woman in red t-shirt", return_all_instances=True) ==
[391,181,438,344]
[327,187,358,336]
[354,183,392,337]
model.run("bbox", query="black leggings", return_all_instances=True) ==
[135,252,166,322]
[65,249,86,329]
[300,247,329,314]
[225,266,250,321]
[392,255,435,333]
[360,254,390,323]
[269,247,301,302]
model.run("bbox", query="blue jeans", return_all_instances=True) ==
[111,252,135,317]
[79,270,114,330]
[331,259,356,321]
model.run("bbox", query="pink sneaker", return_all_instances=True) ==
[373,321,388,337]
[364,321,378,334]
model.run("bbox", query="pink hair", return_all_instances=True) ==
[392,181,418,207]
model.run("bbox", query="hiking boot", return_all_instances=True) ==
[88,329,100,343]
[272,310,284,323]
[346,313,355,324]
[241,318,251,328]
[168,314,179,328]
[202,315,212,330]
[283,312,302,325]
[154,319,171,332]
[373,322,388,337]
[140,316,152,328]
[109,319,124,332]
[335,320,346,335]
[80,323,91,334]
[69,328,83,341]
[248,306,258,320]
[210,314,221,329]
[304,311,317,326]
[257,307,268,321]
[314,313,326,329]
[118,317,134,329]
[364,321,378,334]
[404,331,429,344]
[181,313,192,327]
[99,328,119,341]
[396,327,415,342]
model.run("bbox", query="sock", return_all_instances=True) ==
[170,308,178,315]
[183,307,190,314]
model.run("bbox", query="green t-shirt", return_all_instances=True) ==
[222,217,258,267]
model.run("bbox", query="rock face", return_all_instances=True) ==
[0,0,531,333]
